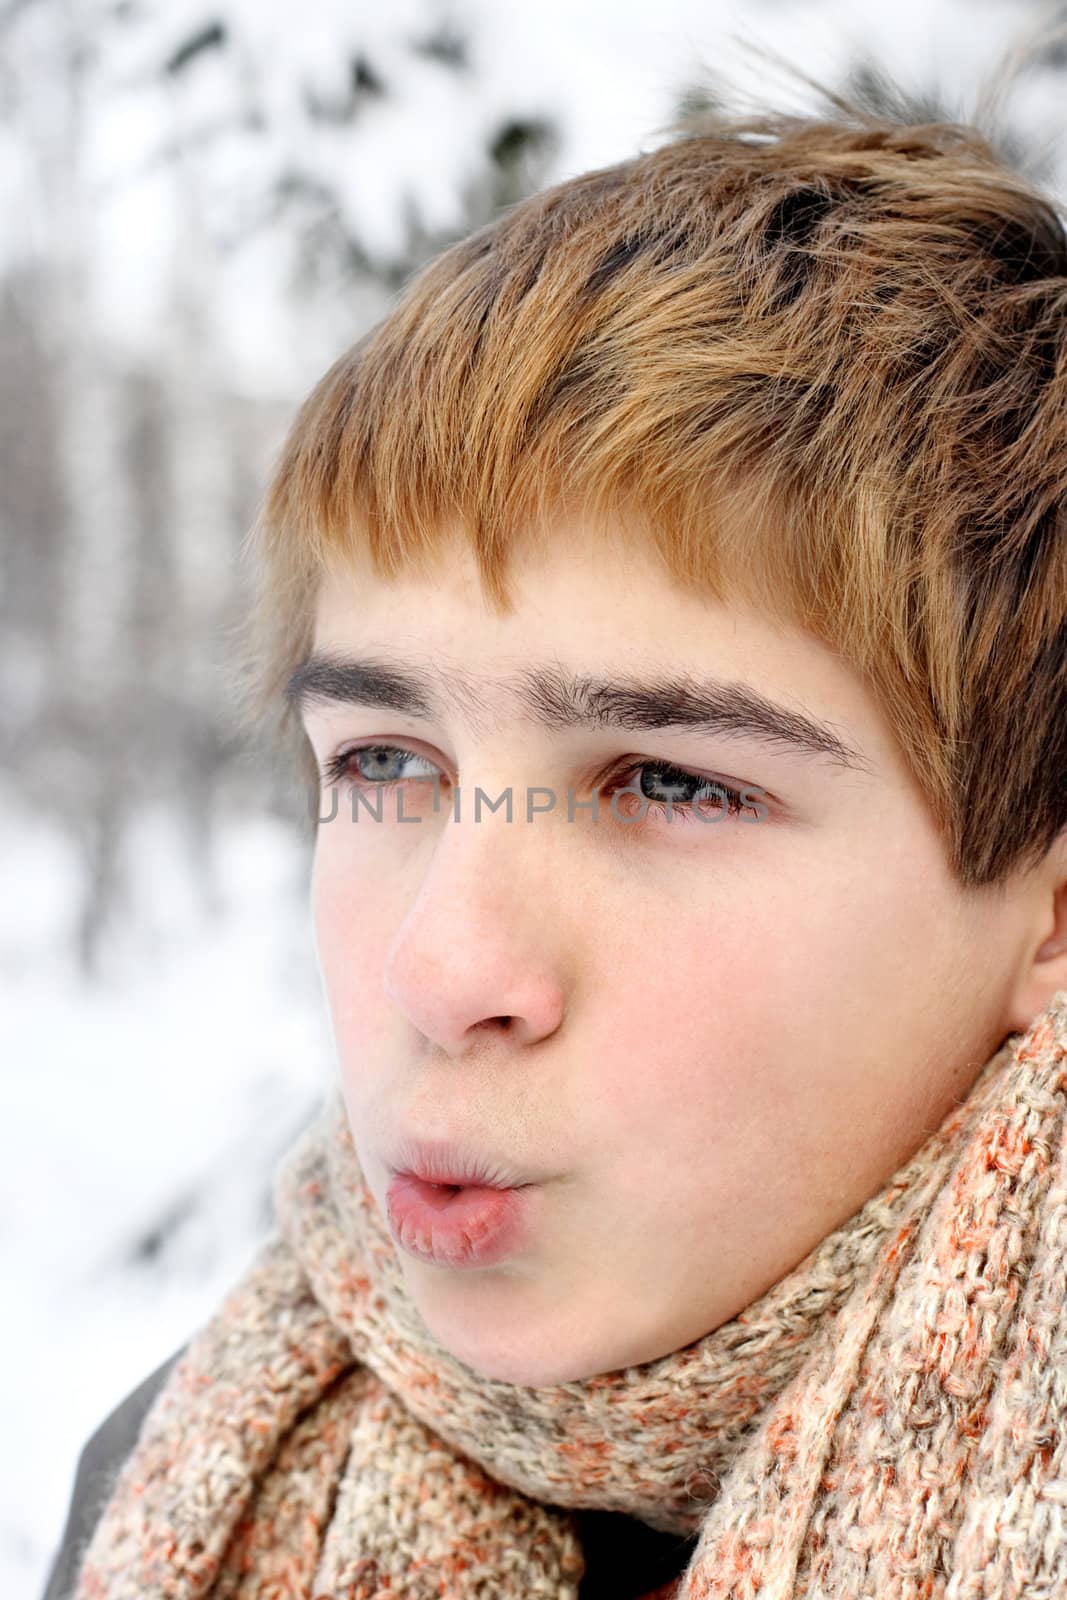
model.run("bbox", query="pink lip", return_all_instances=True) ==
[385,1172,538,1268]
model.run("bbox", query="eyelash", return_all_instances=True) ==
[319,744,761,823]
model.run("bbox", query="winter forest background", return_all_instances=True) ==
[6,0,1067,1591]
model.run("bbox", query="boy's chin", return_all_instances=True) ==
[401,1267,666,1388]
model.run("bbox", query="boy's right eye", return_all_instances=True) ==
[320,742,442,789]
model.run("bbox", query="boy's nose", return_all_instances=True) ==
[381,811,567,1055]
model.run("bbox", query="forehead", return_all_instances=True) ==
[313,533,801,674]
[312,533,838,690]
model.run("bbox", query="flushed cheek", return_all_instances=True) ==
[588,953,769,1127]
[582,899,829,1178]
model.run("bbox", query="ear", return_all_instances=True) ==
[1002,829,1067,1036]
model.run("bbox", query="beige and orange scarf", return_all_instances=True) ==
[73,989,1067,1599]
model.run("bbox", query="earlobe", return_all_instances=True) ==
[1003,982,1065,1043]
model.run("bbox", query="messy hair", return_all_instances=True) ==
[231,37,1067,888]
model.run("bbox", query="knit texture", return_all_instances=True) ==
[74,989,1067,1599]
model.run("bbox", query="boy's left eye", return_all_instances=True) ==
[598,759,764,822]
[318,744,765,824]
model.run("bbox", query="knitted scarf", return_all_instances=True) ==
[74,988,1067,1600]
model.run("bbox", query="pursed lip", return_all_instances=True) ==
[388,1135,537,1191]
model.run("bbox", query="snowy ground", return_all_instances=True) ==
[4,797,334,1596]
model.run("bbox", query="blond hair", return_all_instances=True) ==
[232,42,1067,887]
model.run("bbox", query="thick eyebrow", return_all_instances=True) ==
[285,650,875,774]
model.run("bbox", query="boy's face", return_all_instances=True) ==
[300,527,1035,1387]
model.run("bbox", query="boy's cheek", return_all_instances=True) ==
[312,883,397,1044]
